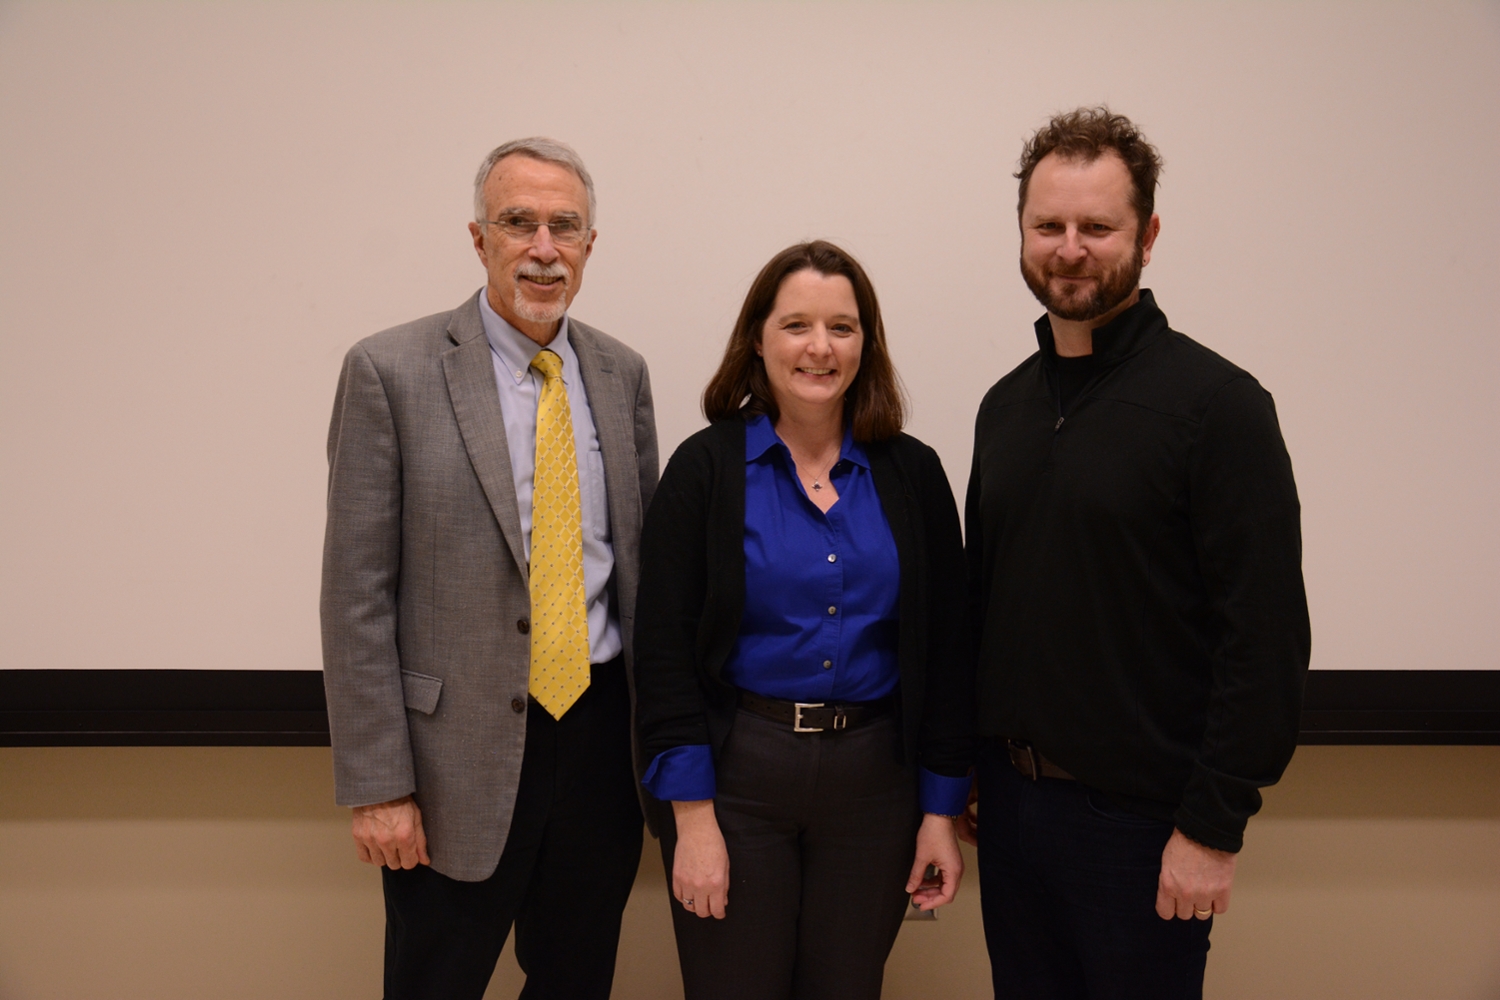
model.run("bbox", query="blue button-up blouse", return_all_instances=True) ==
[641,415,969,815]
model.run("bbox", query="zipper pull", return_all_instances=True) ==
[1054,417,1065,431]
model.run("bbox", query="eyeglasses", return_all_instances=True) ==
[484,214,590,247]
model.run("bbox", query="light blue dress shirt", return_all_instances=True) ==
[479,292,621,664]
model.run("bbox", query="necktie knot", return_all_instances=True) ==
[530,348,564,382]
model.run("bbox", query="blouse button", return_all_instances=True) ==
[823,660,832,669]
[828,606,837,615]
[827,553,837,563]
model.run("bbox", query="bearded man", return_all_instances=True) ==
[963,108,1310,998]
[321,137,658,1000]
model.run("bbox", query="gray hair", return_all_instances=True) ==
[472,137,597,228]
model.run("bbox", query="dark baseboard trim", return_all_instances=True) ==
[1,669,1498,747]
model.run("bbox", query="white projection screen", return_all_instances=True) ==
[1,1,1496,682]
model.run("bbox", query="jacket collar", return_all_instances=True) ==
[445,289,488,345]
[1033,287,1169,369]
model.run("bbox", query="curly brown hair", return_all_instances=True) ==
[702,241,905,442]
[1015,106,1164,239]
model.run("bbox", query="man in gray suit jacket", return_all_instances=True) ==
[321,137,659,1000]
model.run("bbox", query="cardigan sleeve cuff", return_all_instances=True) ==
[641,745,717,802]
[919,767,972,816]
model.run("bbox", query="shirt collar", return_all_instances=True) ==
[479,290,575,386]
[1033,287,1167,370]
[744,413,869,470]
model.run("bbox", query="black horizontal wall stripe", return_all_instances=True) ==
[0,670,332,747]
[1,669,1497,746]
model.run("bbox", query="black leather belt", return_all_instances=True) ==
[1006,739,1075,781]
[738,691,895,733]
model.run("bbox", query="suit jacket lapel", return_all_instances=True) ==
[442,294,530,584]
[570,320,640,576]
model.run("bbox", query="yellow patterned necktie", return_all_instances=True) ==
[528,348,591,720]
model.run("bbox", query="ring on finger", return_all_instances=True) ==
[1193,906,1213,918]
[683,898,695,908]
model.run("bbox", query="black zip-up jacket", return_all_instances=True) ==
[635,419,975,782]
[966,290,1310,852]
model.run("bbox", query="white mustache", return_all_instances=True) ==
[516,262,568,283]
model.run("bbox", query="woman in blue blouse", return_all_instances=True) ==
[633,241,974,1000]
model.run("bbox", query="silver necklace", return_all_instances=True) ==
[799,456,839,493]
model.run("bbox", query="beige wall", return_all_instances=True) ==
[2,744,1497,999]
[1,0,1497,677]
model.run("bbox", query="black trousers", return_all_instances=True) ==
[977,739,1211,1000]
[660,708,919,1000]
[381,659,643,1000]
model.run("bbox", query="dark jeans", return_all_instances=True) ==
[977,739,1211,1000]
[381,659,643,1000]
[661,708,919,1000]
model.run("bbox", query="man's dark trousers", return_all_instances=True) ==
[977,739,1211,1000]
[380,659,643,1000]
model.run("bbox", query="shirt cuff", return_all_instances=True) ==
[641,745,717,802]
[919,767,971,817]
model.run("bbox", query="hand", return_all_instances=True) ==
[671,800,730,919]
[906,813,964,911]
[351,795,430,869]
[954,775,980,847]
[1155,827,1236,920]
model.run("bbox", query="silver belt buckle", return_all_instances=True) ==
[1009,739,1041,780]
[793,702,826,732]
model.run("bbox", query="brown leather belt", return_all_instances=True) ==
[1007,739,1075,781]
[738,691,895,733]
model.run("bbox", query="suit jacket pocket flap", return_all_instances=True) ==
[399,670,443,715]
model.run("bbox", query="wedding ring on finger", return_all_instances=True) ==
[1193,906,1213,919]
[682,898,695,909]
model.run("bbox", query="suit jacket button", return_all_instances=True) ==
[517,618,530,634]
[511,698,526,714]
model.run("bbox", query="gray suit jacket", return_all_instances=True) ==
[320,291,659,882]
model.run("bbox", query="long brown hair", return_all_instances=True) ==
[701,241,905,442]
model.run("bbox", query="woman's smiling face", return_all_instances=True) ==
[757,269,864,421]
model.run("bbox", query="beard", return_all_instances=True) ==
[1021,242,1143,322]
[511,262,570,324]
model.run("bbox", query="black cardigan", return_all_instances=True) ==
[634,419,974,781]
